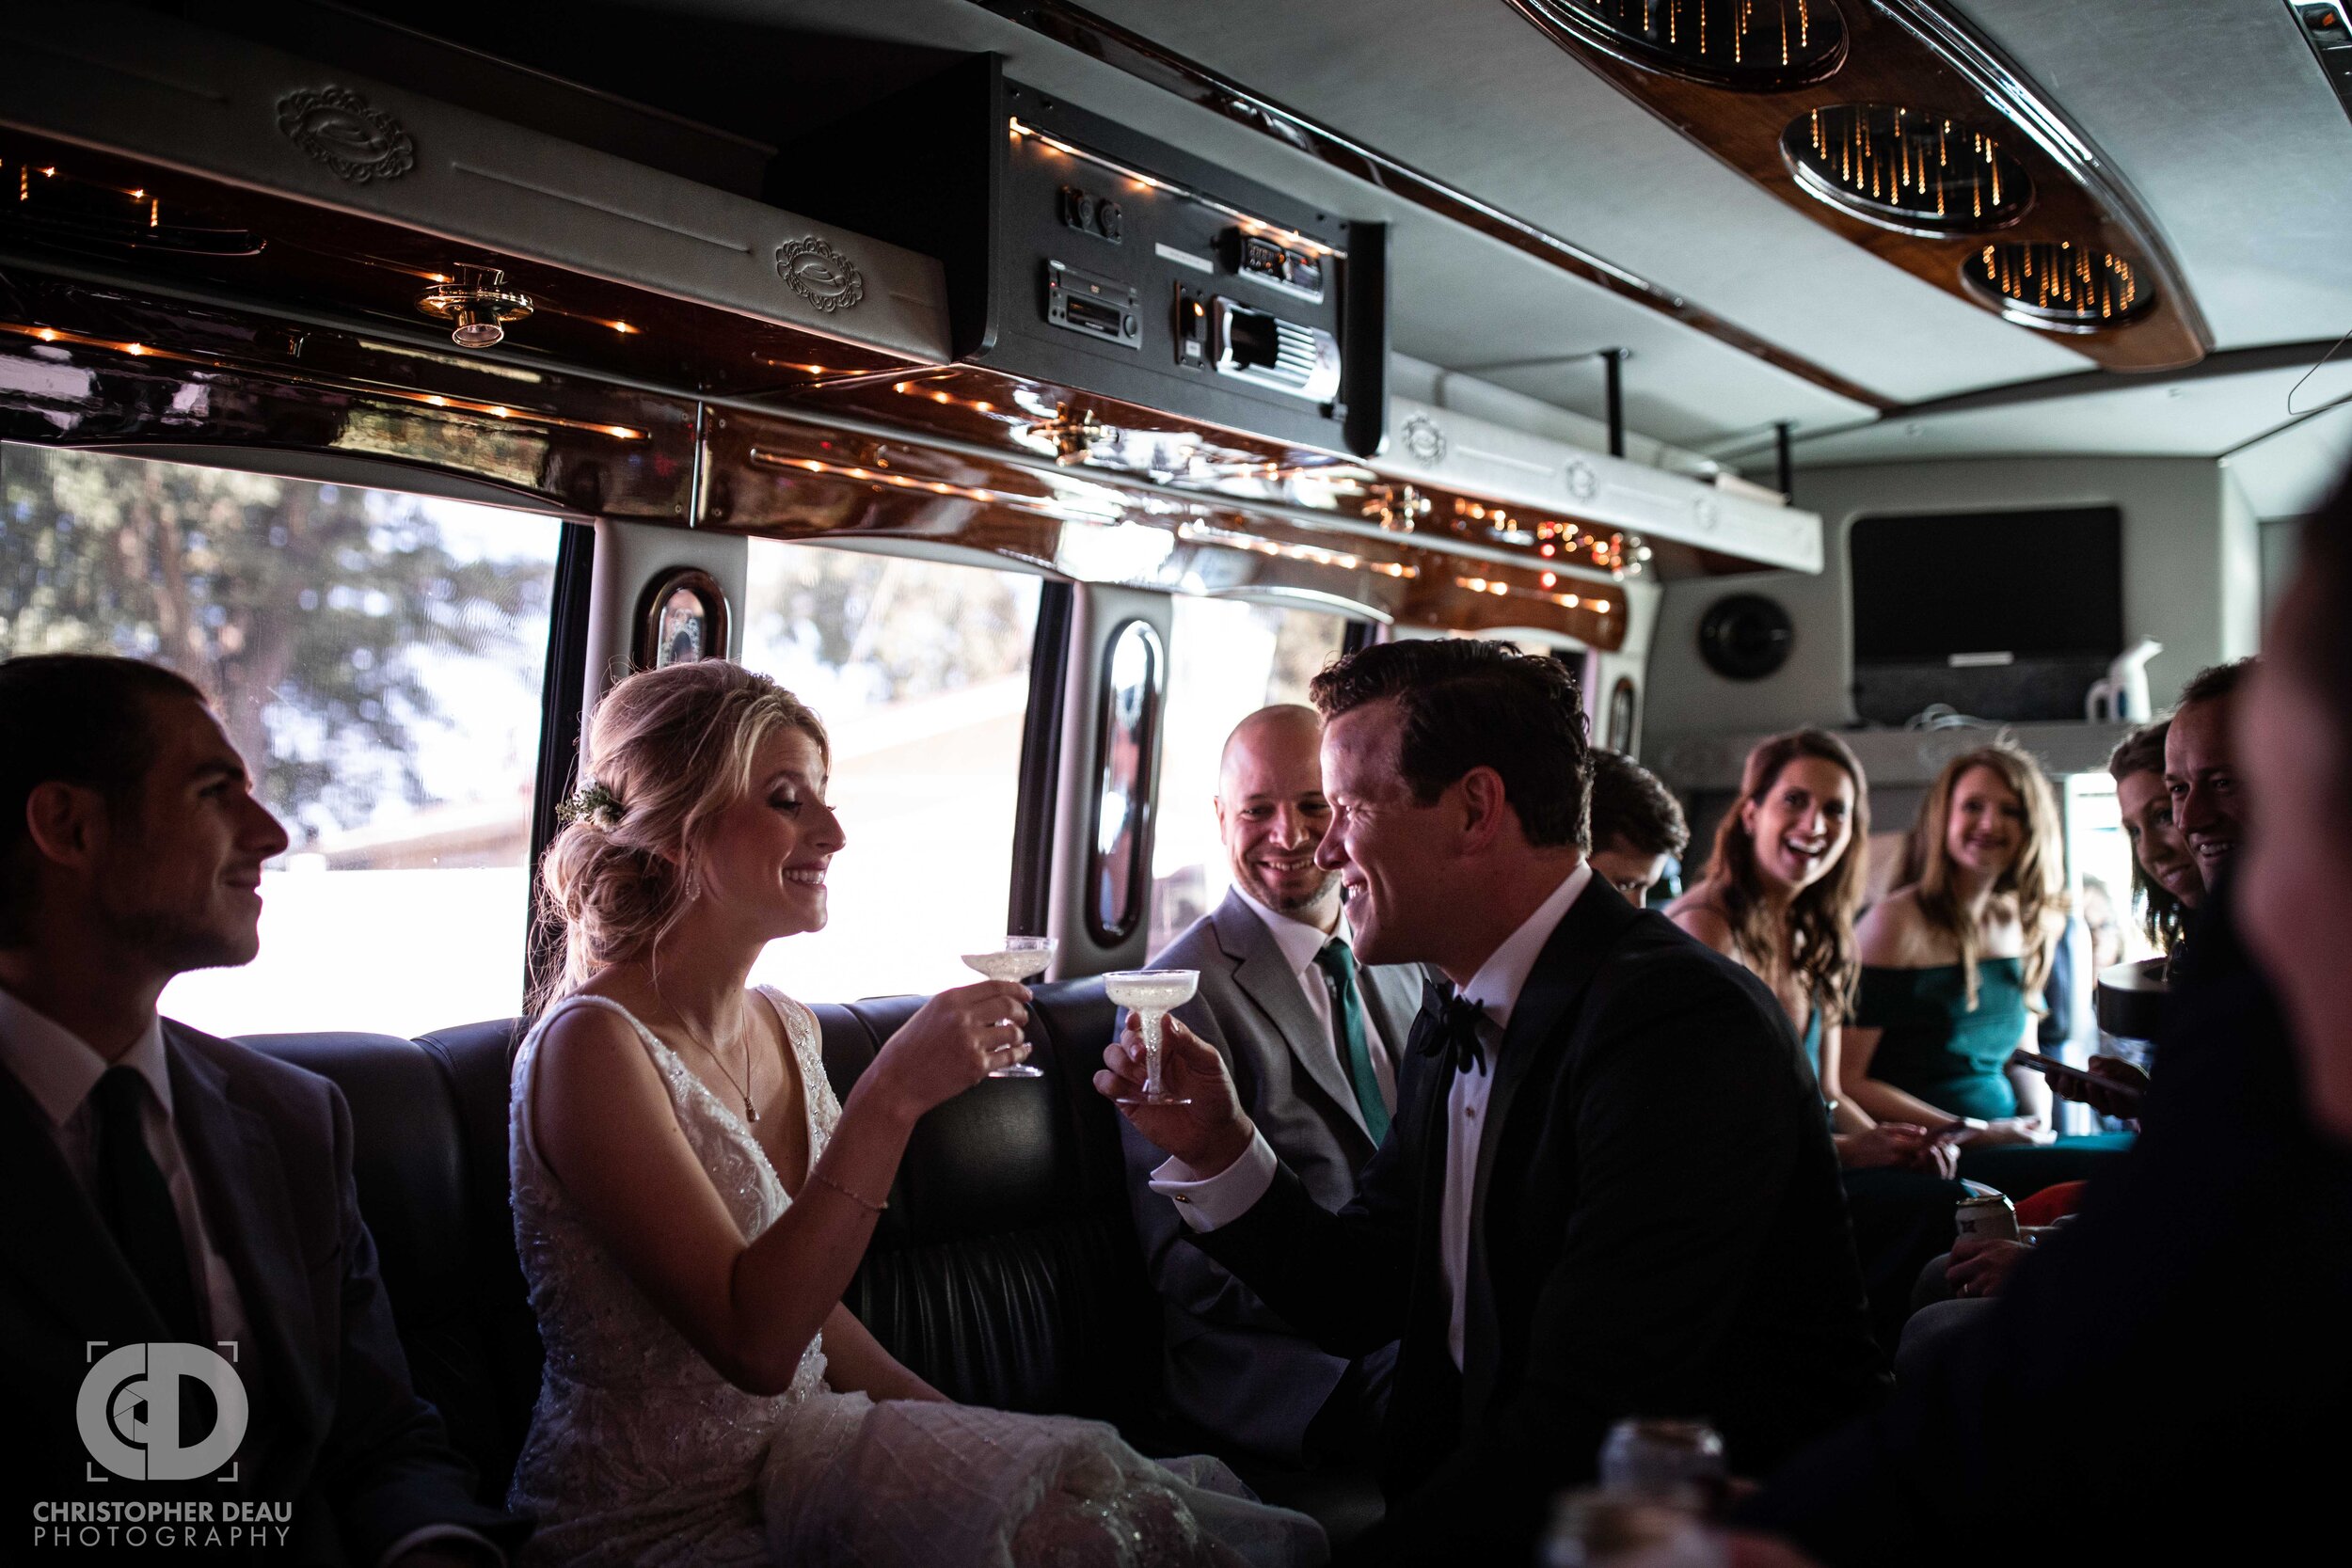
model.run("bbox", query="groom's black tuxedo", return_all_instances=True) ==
[0,1020,524,1564]
[1193,878,1883,1564]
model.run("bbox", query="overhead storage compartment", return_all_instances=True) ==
[0,3,952,377]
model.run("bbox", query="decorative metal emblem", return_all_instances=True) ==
[276,87,415,183]
[776,237,866,313]
[1399,413,1448,465]
[1565,458,1599,501]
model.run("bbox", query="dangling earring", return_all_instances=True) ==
[684,865,702,903]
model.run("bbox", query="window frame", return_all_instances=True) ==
[1085,616,1168,947]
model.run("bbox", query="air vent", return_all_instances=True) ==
[1506,0,1849,92]
[1782,106,2031,236]
[1210,297,1341,404]
[1963,242,2153,332]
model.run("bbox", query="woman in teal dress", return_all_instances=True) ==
[1846,742,2132,1195]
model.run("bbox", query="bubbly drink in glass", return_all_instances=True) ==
[961,935,1056,1079]
[1103,968,1200,1105]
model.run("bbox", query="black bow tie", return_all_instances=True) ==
[1411,984,1489,1076]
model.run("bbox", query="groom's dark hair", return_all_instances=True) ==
[1309,639,1591,849]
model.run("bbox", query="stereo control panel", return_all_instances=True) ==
[774,57,1384,457]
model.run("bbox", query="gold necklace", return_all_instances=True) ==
[656,980,759,1124]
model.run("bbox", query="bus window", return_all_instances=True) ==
[0,445,564,1036]
[739,542,1042,1002]
[1149,597,1350,953]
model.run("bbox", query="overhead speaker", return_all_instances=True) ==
[1698,594,1793,681]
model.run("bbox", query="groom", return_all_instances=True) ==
[1101,639,1882,1564]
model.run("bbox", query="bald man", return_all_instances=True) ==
[1119,705,1425,1465]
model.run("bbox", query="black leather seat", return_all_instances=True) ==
[240,1023,541,1506]
[238,980,1382,1542]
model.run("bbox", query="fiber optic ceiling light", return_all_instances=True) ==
[1781,105,2031,236]
[1963,241,2153,333]
[1504,0,1849,91]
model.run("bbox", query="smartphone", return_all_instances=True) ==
[2010,1050,2145,1106]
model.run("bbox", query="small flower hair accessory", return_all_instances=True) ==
[557,780,625,832]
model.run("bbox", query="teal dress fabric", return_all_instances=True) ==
[1854,958,2030,1121]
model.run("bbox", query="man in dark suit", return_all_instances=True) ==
[1101,640,1882,1564]
[1124,705,1424,1463]
[0,655,523,1565]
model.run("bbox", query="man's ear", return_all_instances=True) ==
[1454,766,1515,852]
[22,781,110,873]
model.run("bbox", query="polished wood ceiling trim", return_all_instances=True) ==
[975,0,1898,411]
[0,274,697,517]
[701,403,1631,647]
[1502,0,2210,372]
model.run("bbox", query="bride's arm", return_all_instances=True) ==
[530,981,1030,1396]
[817,1305,946,1402]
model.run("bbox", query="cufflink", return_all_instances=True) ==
[1172,1194,1193,1204]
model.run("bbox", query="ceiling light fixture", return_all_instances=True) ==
[1504,0,1849,91]
[1782,104,2031,235]
[1963,241,2152,332]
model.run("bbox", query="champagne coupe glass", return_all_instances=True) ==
[1103,968,1200,1105]
[961,935,1057,1079]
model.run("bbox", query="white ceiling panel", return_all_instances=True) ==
[1955,0,2352,352]
[1769,355,2352,474]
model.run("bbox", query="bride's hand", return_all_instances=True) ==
[870,980,1032,1121]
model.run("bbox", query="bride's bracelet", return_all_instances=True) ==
[811,1168,888,1213]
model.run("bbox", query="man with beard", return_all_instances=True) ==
[2165,660,2255,954]
[1120,705,1426,1465]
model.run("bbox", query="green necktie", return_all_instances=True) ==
[1315,938,1391,1145]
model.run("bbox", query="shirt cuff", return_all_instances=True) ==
[377,1524,504,1568]
[1149,1132,1278,1232]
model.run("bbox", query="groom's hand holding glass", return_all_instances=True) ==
[1097,1012,1255,1176]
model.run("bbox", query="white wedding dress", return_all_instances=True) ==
[506,987,1327,1568]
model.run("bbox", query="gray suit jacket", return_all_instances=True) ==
[1120,888,1423,1460]
[0,1022,524,1564]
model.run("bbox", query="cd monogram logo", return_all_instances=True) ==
[77,1342,249,1482]
[776,237,866,313]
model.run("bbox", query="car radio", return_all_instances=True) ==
[776,55,1385,456]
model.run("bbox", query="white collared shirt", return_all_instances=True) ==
[1153,862,1593,1370]
[1229,888,1397,1117]
[0,988,504,1567]
[0,986,248,1350]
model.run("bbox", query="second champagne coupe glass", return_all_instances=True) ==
[1102,968,1200,1105]
[961,935,1057,1079]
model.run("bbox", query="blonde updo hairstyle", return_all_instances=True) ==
[534,660,828,1011]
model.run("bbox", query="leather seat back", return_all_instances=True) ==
[811,980,1160,1424]
[243,978,1159,1494]
[234,1029,527,1502]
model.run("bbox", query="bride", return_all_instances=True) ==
[505,658,1325,1568]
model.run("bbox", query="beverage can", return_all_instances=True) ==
[1955,1193,2020,1243]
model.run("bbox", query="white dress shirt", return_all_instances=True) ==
[1228,888,1398,1114]
[1152,863,1592,1370]
[0,985,248,1350]
[0,988,502,1568]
